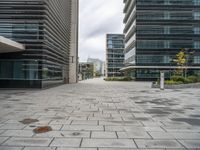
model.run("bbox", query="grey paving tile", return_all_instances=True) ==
[0,147,23,150]
[71,120,98,125]
[99,148,164,150]
[0,130,5,135]
[50,138,81,147]
[34,131,90,138]
[99,121,142,126]
[2,137,52,147]
[24,125,62,130]
[117,131,151,139]
[49,120,72,125]
[179,140,200,148]
[57,148,97,150]
[0,137,9,144]
[135,140,183,148]
[0,124,26,130]
[148,132,175,139]
[81,139,137,148]
[61,125,103,131]
[170,132,200,140]
[23,147,56,150]
[91,132,117,139]
[1,130,34,137]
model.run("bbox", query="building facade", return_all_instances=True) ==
[0,0,78,88]
[106,34,125,77]
[123,0,200,80]
[78,62,94,81]
[87,58,104,76]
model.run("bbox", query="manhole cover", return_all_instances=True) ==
[33,126,52,134]
[19,118,39,124]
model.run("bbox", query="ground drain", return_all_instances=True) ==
[33,126,52,134]
[19,118,39,124]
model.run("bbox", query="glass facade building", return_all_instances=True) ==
[0,0,78,88]
[123,0,200,80]
[106,34,125,77]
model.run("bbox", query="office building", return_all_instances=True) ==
[78,62,94,80]
[87,58,104,76]
[106,34,125,77]
[0,0,78,88]
[122,0,200,80]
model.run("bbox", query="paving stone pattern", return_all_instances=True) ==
[0,78,200,149]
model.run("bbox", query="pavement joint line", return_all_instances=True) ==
[79,138,83,147]
[0,136,10,145]
[115,131,119,139]
[133,138,139,148]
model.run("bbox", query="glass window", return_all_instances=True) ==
[164,26,170,34]
[0,61,13,79]
[194,12,200,20]
[13,62,25,79]
[164,11,170,19]
[193,0,200,5]
[194,56,200,64]
[194,27,200,34]
[194,41,200,48]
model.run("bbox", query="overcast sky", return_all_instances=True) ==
[79,0,124,62]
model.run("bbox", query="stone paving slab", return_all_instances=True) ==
[117,131,151,139]
[0,147,23,150]
[135,139,183,148]
[0,130,34,137]
[91,131,117,139]
[61,125,104,131]
[178,140,200,148]
[2,137,53,147]
[50,138,81,147]
[23,147,56,150]
[0,137,9,144]
[81,139,137,148]
[34,131,90,138]
[99,149,165,150]
[57,148,97,150]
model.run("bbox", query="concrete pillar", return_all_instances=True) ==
[69,0,79,84]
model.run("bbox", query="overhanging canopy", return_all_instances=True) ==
[0,36,25,53]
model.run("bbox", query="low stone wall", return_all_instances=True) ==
[152,82,200,89]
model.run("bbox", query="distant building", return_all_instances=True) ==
[0,0,79,88]
[78,62,94,81]
[87,58,104,76]
[106,34,125,77]
[122,0,200,80]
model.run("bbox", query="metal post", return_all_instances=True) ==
[160,72,165,90]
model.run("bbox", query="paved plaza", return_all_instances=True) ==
[0,78,200,149]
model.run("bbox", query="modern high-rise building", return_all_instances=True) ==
[106,34,125,77]
[0,0,79,88]
[87,58,104,76]
[78,62,94,80]
[122,0,200,80]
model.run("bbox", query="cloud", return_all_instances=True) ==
[79,0,124,62]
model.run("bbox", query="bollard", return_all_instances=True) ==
[160,72,165,90]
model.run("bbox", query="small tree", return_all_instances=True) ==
[173,48,195,77]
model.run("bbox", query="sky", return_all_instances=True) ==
[79,0,124,62]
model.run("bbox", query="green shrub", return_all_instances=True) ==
[165,80,183,85]
[187,76,198,83]
[171,76,186,83]
[104,76,132,81]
